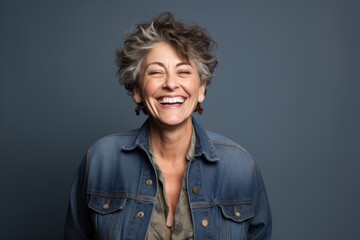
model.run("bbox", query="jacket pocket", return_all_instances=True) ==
[89,193,127,214]
[218,202,254,239]
[88,193,127,240]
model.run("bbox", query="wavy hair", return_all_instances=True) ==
[116,12,218,95]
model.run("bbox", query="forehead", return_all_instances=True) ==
[144,42,191,64]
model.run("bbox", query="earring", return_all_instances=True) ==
[197,103,204,115]
[135,103,141,115]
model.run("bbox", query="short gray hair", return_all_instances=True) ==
[116,12,218,95]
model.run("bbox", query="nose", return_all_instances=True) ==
[163,72,179,90]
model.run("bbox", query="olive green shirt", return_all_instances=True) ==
[147,131,196,240]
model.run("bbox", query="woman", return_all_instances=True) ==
[64,12,272,240]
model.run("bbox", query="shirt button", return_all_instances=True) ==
[137,211,145,218]
[146,179,153,186]
[192,186,200,194]
[201,219,209,228]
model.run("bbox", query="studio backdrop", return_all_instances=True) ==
[1,1,359,239]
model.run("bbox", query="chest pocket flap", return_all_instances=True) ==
[219,201,254,222]
[88,193,127,214]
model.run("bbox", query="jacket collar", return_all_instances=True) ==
[122,118,219,162]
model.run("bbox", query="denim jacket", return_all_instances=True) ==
[64,118,272,239]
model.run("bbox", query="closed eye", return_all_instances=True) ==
[148,71,164,76]
[178,71,191,75]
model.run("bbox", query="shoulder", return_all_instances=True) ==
[199,131,258,197]
[84,129,144,180]
[87,129,139,157]
[203,130,255,173]
[206,130,252,157]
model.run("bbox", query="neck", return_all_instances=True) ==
[149,118,193,163]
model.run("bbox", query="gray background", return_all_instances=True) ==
[1,0,359,239]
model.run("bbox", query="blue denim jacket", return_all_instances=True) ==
[64,118,272,239]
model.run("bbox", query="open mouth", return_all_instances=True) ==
[158,97,185,105]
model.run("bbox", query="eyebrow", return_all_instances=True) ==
[144,61,192,71]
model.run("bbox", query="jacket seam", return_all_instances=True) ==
[190,199,252,209]
[87,191,156,203]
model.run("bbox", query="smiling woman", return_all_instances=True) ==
[64,12,272,240]
[134,42,206,129]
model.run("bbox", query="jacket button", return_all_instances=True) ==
[102,203,109,210]
[201,219,209,228]
[146,179,153,186]
[137,211,145,218]
[192,186,200,194]
[234,206,241,217]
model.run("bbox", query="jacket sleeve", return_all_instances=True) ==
[64,154,95,240]
[247,163,272,239]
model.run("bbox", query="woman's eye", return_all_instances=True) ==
[148,71,162,75]
[178,71,190,75]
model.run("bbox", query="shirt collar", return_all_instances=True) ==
[122,118,219,162]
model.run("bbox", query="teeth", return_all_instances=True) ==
[160,97,185,104]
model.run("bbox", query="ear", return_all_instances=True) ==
[197,81,206,103]
[133,86,142,103]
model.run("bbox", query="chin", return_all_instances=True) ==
[155,115,192,127]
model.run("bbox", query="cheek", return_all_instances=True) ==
[139,81,158,101]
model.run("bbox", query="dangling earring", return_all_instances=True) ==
[135,103,141,116]
[197,103,204,115]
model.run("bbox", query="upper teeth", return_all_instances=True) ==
[161,97,185,103]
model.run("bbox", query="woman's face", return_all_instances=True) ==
[133,42,206,128]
